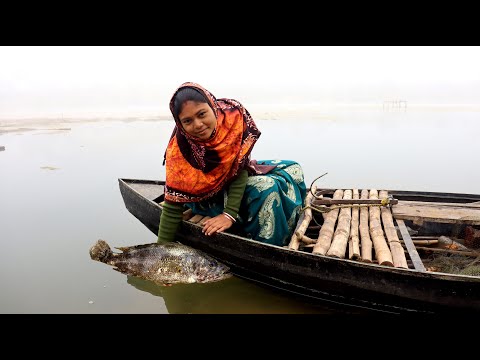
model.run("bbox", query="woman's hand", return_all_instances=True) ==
[202,214,234,236]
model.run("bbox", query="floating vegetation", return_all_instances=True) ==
[40,166,60,171]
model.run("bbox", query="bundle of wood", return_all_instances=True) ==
[290,188,407,268]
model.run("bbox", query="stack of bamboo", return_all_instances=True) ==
[289,188,408,269]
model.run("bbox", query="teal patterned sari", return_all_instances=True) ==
[187,160,307,246]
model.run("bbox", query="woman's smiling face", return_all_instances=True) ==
[178,100,217,141]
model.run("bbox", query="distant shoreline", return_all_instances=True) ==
[2,103,480,135]
[0,116,173,135]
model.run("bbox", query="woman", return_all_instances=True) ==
[158,82,306,246]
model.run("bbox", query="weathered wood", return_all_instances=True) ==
[369,189,393,266]
[409,239,439,245]
[313,198,398,206]
[359,189,373,263]
[396,200,480,209]
[396,219,426,271]
[300,235,317,244]
[327,190,353,258]
[129,183,165,201]
[301,244,315,248]
[289,185,317,250]
[312,189,344,255]
[380,190,408,269]
[189,214,204,224]
[410,245,480,257]
[120,177,480,314]
[182,208,193,220]
[348,189,361,260]
[392,200,480,225]
[288,215,304,250]
[438,236,470,251]
[411,236,439,240]
[295,187,317,238]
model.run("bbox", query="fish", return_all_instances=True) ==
[89,239,232,285]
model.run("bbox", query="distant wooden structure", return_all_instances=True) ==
[383,100,407,111]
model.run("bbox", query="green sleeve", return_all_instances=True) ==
[157,201,184,243]
[224,169,248,220]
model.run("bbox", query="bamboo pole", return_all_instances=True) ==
[369,189,394,266]
[312,189,344,255]
[300,235,317,244]
[407,239,439,245]
[359,189,373,262]
[411,236,438,240]
[348,189,360,260]
[288,185,317,250]
[295,186,317,239]
[379,190,408,268]
[403,245,480,257]
[327,190,353,258]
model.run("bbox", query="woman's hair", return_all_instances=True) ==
[172,87,209,119]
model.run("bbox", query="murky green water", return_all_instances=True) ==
[1,108,479,313]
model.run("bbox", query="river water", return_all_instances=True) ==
[1,106,479,313]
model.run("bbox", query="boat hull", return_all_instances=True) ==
[119,178,480,314]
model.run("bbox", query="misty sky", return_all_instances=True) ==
[1,46,480,119]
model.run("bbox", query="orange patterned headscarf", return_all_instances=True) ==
[164,82,261,203]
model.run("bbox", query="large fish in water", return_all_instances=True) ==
[89,239,232,285]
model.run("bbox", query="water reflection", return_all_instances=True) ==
[126,275,346,314]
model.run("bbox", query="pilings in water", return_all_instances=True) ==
[383,100,407,111]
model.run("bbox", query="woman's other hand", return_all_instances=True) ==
[202,214,234,236]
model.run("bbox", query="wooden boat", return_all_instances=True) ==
[118,178,480,314]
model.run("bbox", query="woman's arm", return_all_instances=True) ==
[224,169,248,220]
[202,169,248,236]
[157,201,184,243]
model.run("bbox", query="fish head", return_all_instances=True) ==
[89,239,112,262]
[192,256,232,283]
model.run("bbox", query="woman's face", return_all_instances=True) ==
[178,100,217,140]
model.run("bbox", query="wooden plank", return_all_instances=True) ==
[182,208,193,220]
[313,198,398,206]
[392,200,480,225]
[409,246,479,257]
[128,183,164,201]
[189,214,204,224]
[396,219,426,272]
[397,200,480,209]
